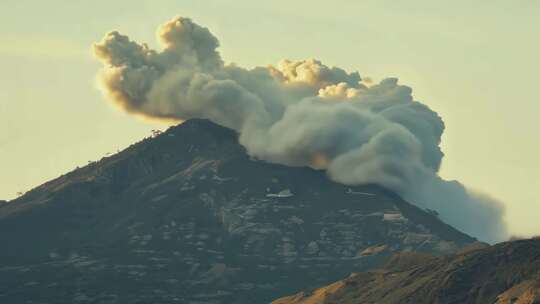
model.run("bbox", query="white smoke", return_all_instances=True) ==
[93,16,507,243]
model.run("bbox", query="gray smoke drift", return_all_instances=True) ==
[94,16,507,243]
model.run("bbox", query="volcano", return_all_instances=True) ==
[0,119,476,303]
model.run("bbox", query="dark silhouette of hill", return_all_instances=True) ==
[0,119,475,303]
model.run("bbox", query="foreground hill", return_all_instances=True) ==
[0,119,474,303]
[273,238,540,304]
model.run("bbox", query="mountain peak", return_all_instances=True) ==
[0,119,476,303]
[167,118,237,138]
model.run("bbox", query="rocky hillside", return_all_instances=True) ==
[0,119,475,304]
[273,238,540,304]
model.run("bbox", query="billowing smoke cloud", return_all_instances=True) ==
[94,16,507,243]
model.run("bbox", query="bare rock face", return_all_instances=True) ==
[496,279,540,304]
[0,119,475,304]
[273,238,540,304]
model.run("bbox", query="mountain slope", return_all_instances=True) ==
[273,238,540,304]
[0,119,475,303]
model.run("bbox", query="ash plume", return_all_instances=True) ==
[93,16,507,243]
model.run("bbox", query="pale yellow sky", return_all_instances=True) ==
[1,0,539,237]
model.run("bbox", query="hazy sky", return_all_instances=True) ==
[1,0,539,237]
